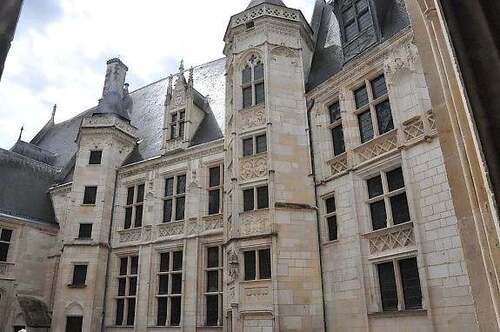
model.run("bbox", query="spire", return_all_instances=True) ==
[51,104,57,123]
[188,66,194,87]
[179,60,185,73]
[18,125,24,141]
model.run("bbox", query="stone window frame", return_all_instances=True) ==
[241,54,265,109]
[88,150,103,165]
[326,99,346,157]
[372,255,424,313]
[241,131,267,157]
[124,183,145,230]
[241,247,272,282]
[207,163,224,216]
[77,223,93,240]
[322,193,339,243]
[0,227,13,262]
[352,73,394,144]
[155,249,184,327]
[241,182,269,213]
[68,262,88,288]
[364,165,412,231]
[162,173,187,223]
[114,254,139,327]
[169,109,186,141]
[82,186,98,205]
[202,244,224,327]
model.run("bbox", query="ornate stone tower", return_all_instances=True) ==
[51,58,138,331]
[223,1,324,330]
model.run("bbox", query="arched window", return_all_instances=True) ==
[341,0,373,43]
[242,55,265,109]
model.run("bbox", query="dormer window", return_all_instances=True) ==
[341,0,373,43]
[242,55,265,109]
[170,110,185,140]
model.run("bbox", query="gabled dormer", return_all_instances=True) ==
[161,62,210,154]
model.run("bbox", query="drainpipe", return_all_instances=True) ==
[306,99,328,331]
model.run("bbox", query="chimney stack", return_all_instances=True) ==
[102,58,128,99]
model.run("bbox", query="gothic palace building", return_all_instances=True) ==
[0,0,494,331]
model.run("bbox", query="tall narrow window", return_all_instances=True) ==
[115,255,138,326]
[157,250,183,326]
[0,228,13,262]
[169,110,185,140]
[89,150,102,165]
[71,265,88,287]
[83,186,97,205]
[328,102,345,156]
[205,246,223,326]
[377,257,422,312]
[242,55,265,109]
[124,184,145,229]
[366,167,410,231]
[242,134,267,157]
[163,175,186,222]
[354,74,394,144]
[243,185,268,212]
[341,0,373,43]
[244,249,271,281]
[324,195,338,241]
[65,316,83,332]
[208,166,223,215]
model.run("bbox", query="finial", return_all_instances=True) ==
[51,104,57,122]
[188,67,194,85]
[179,60,185,73]
[18,125,24,141]
[123,83,130,95]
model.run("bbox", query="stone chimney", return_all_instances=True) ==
[102,58,128,99]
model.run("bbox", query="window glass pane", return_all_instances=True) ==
[242,66,252,84]
[327,216,338,241]
[356,0,368,12]
[78,224,92,239]
[0,229,12,242]
[378,262,398,311]
[206,295,219,326]
[89,150,102,165]
[170,124,176,140]
[254,63,264,81]
[325,196,336,214]
[173,251,183,271]
[72,265,87,286]
[209,166,221,187]
[129,277,137,296]
[243,86,253,108]
[118,278,126,296]
[391,193,411,224]
[342,6,355,22]
[160,253,170,272]
[136,184,145,203]
[358,9,372,30]
[126,298,135,325]
[329,102,341,123]
[171,274,182,294]
[387,167,405,191]
[399,258,423,309]
[207,247,219,268]
[367,175,383,198]
[165,178,174,197]
[332,126,345,156]
[259,249,271,279]
[207,271,219,292]
[83,186,97,204]
[256,134,267,154]
[243,189,255,212]
[163,199,173,223]
[244,251,256,281]
[257,186,269,209]
[175,197,185,221]
[371,75,388,99]
[130,256,138,275]
[0,243,8,261]
[177,175,186,194]
[209,190,220,215]
[126,187,135,205]
[134,205,143,228]
[158,275,169,295]
[354,86,369,108]
[255,82,265,105]
[179,111,185,120]
[370,201,387,230]
[170,297,182,326]
[358,110,374,143]
[376,100,394,134]
[243,138,254,156]
[124,207,132,229]
[179,121,185,138]
[344,20,358,42]
[115,299,124,326]
[157,298,168,326]
[119,258,128,275]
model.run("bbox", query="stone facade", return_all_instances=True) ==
[0,0,497,331]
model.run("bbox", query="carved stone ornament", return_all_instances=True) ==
[240,153,267,181]
[239,106,266,130]
[384,43,419,81]
[227,248,239,282]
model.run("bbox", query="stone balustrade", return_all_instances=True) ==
[364,222,416,258]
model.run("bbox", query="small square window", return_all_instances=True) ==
[66,316,83,332]
[243,189,255,212]
[83,186,97,205]
[89,150,102,165]
[78,224,92,239]
[387,167,405,192]
[256,134,267,154]
[243,138,254,156]
[325,196,336,214]
[71,265,88,287]
[327,216,338,241]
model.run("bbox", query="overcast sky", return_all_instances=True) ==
[0,0,314,149]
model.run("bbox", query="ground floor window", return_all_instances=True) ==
[65,316,83,332]
[157,250,183,326]
[205,246,223,326]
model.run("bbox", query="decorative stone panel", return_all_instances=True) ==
[203,214,224,231]
[118,228,142,243]
[81,116,137,138]
[326,152,349,178]
[0,262,14,280]
[354,130,398,164]
[239,209,271,237]
[364,222,416,257]
[164,138,184,151]
[239,105,266,131]
[158,222,184,238]
[427,110,437,131]
[403,116,425,141]
[240,153,267,181]
[231,4,300,29]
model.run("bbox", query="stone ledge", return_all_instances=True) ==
[368,309,427,318]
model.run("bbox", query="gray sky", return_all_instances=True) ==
[0,0,314,149]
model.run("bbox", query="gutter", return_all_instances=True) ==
[306,98,328,331]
